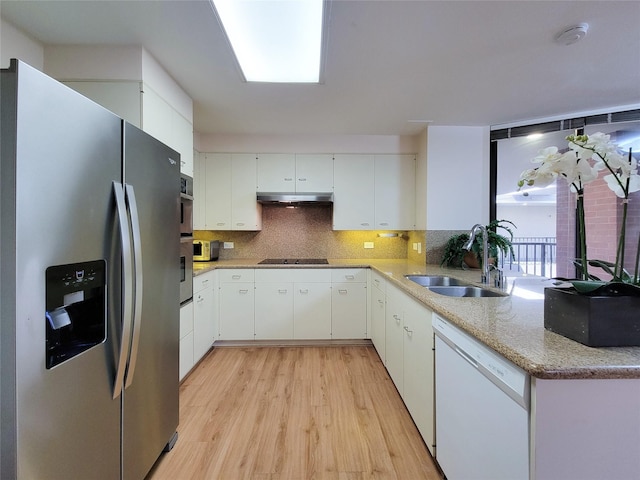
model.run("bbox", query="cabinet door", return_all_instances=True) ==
[179,301,194,380]
[231,153,262,230]
[371,284,386,363]
[384,286,404,393]
[295,154,334,192]
[333,154,375,230]
[331,283,367,339]
[256,153,295,192]
[193,284,215,361]
[205,153,232,230]
[402,295,435,454]
[255,283,294,339]
[293,283,332,339]
[193,152,206,230]
[374,155,416,230]
[219,282,255,340]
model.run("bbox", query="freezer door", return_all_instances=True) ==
[121,123,180,480]
[1,60,121,479]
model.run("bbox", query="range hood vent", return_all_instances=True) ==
[257,192,333,205]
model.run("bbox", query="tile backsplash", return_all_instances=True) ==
[195,205,416,260]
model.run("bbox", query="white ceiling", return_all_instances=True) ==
[2,0,639,136]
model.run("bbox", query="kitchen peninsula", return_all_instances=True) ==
[192,258,640,480]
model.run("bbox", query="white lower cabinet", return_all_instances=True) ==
[193,271,216,360]
[383,281,435,455]
[294,282,332,339]
[255,282,294,340]
[370,271,386,363]
[219,269,255,340]
[179,301,194,381]
[331,268,367,339]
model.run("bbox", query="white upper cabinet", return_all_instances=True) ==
[63,81,194,176]
[196,153,261,231]
[374,155,416,230]
[256,153,333,193]
[333,154,375,230]
[294,154,334,192]
[256,154,296,192]
[231,154,262,230]
[203,153,232,230]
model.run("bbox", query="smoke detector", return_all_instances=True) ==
[554,23,589,45]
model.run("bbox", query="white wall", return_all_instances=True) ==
[196,133,420,154]
[426,125,490,229]
[497,205,555,238]
[43,45,192,123]
[415,127,428,230]
[1,18,44,69]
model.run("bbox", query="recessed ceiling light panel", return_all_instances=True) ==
[212,0,324,83]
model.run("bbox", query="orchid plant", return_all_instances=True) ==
[518,132,640,294]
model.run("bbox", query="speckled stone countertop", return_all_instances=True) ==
[193,258,640,380]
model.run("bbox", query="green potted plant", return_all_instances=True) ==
[440,219,516,269]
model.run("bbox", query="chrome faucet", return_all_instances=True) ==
[463,224,490,284]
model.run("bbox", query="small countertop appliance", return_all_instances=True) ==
[193,240,219,262]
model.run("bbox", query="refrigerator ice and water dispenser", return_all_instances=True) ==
[45,260,107,369]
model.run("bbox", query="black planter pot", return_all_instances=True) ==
[544,287,640,347]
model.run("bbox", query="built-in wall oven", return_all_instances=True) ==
[180,174,193,304]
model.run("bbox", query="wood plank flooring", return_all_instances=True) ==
[147,346,442,480]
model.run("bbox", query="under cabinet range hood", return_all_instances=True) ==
[256,192,333,205]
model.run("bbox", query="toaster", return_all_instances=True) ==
[193,240,220,262]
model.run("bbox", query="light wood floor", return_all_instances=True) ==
[147,346,442,480]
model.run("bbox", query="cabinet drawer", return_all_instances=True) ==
[180,301,194,339]
[194,271,214,293]
[371,271,386,293]
[331,268,367,283]
[219,269,255,283]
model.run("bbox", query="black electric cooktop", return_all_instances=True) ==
[258,258,329,265]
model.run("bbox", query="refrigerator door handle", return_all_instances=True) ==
[112,181,134,399]
[124,183,144,389]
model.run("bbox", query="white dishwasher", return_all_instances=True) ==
[433,314,530,480]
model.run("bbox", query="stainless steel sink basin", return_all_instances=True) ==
[428,286,506,298]
[405,275,467,287]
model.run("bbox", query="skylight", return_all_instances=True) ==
[212,0,325,83]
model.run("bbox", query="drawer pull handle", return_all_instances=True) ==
[338,289,348,294]
[393,314,401,324]
[345,275,355,280]
[299,289,309,294]
[236,222,245,226]
[298,178,306,181]
[377,299,384,305]
[278,289,288,294]
[232,275,241,279]
[216,222,226,226]
[239,289,249,294]
[403,325,413,336]
[361,222,370,226]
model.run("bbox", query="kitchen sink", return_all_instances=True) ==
[405,275,467,287]
[428,286,507,298]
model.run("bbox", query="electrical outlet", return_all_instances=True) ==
[412,243,418,251]
[364,242,374,249]
[223,242,234,249]
[417,243,422,254]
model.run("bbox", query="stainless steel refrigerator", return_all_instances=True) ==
[1,59,180,479]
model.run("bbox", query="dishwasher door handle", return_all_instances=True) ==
[454,345,478,368]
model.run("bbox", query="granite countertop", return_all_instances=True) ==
[193,258,640,380]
